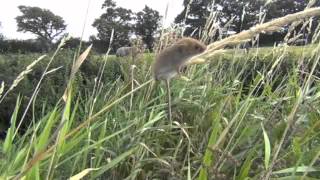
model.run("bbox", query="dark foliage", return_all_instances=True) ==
[0,39,44,53]
[92,0,133,53]
[16,6,66,51]
[135,5,161,51]
[175,0,316,45]
[0,50,123,134]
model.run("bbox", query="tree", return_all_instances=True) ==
[175,0,213,37]
[92,0,133,53]
[175,0,310,37]
[216,0,264,32]
[265,0,308,20]
[15,6,66,51]
[135,5,161,51]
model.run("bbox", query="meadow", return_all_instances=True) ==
[0,41,320,180]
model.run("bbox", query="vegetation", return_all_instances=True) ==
[175,0,317,44]
[0,1,320,180]
[135,5,161,51]
[92,0,133,53]
[91,0,161,53]
[15,6,67,51]
[0,0,161,54]
[0,39,44,53]
[0,41,320,179]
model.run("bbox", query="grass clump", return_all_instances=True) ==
[0,43,319,179]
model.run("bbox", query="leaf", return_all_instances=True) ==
[292,138,301,159]
[179,75,191,82]
[272,166,320,175]
[140,111,165,133]
[70,44,92,79]
[93,147,138,178]
[26,164,40,180]
[56,122,135,167]
[36,108,58,152]
[271,176,319,180]
[69,168,100,180]
[198,109,222,180]
[261,123,271,169]
[3,97,22,154]
[238,147,257,180]
[0,81,4,97]
[11,147,28,171]
[63,44,92,102]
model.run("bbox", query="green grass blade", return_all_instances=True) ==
[93,146,138,178]
[261,123,271,169]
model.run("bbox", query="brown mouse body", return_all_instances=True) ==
[152,37,206,122]
[153,37,206,81]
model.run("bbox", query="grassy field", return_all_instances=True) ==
[0,43,320,179]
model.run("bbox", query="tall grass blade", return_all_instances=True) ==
[93,147,138,178]
[69,168,100,180]
[3,96,21,154]
[261,123,271,170]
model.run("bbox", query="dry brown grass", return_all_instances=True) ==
[188,7,320,64]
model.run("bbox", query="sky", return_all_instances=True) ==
[0,0,184,40]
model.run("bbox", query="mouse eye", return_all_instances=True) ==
[195,45,203,52]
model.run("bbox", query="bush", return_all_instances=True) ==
[0,39,44,53]
[0,49,124,130]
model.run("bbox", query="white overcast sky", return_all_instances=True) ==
[0,0,183,40]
